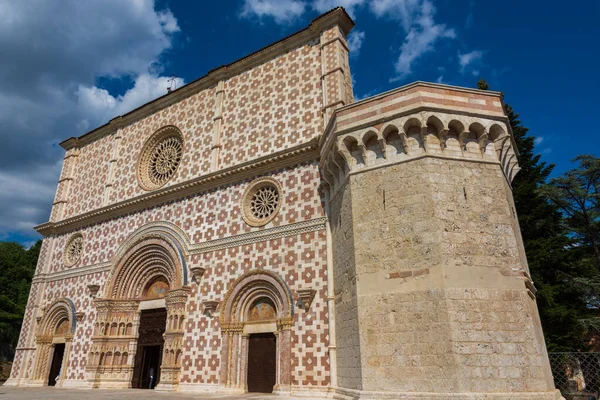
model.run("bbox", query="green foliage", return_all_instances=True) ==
[477,79,489,90]
[0,241,41,352]
[540,155,600,333]
[503,100,591,351]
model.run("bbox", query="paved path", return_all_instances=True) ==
[0,387,297,399]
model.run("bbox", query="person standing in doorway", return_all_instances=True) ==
[148,367,154,389]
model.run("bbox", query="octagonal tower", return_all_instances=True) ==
[320,82,562,399]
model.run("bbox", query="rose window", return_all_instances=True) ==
[250,185,279,219]
[138,126,184,190]
[242,178,282,227]
[64,234,84,267]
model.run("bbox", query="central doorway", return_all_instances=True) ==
[247,333,277,393]
[47,343,65,387]
[132,308,167,389]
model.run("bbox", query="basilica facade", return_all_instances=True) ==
[6,8,562,399]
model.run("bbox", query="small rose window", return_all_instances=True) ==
[64,233,84,267]
[241,177,282,227]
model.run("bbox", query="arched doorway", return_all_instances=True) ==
[31,298,77,387]
[220,270,294,394]
[87,233,189,391]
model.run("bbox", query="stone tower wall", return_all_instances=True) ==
[321,83,561,399]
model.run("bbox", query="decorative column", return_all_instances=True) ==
[274,317,293,394]
[239,334,249,391]
[219,322,244,393]
[219,328,231,389]
[55,334,74,388]
[31,335,52,386]
[156,286,190,391]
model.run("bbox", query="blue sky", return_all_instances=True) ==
[0,0,598,246]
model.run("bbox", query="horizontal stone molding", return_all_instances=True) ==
[189,217,326,254]
[36,218,326,282]
[36,139,319,236]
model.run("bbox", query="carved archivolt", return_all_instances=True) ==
[105,234,186,299]
[321,111,519,196]
[37,298,77,338]
[220,269,293,326]
[219,270,294,392]
[33,298,77,385]
[137,125,184,191]
[63,233,84,267]
[241,177,283,227]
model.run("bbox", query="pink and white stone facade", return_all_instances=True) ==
[7,7,562,399]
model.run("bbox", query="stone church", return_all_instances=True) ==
[6,7,561,399]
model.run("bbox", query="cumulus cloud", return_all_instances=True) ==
[0,0,181,241]
[376,0,455,80]
[459,50,483,72]
[312,0,366,18]
[76,74,185,131]
[347,30,366,57]
[240,0,307,24]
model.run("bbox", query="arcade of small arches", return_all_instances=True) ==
[31,223,299,393]
[321,111,520,196]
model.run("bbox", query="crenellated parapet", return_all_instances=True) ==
[319,82,520,198]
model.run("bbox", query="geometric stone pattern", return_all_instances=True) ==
[8,8,561,400]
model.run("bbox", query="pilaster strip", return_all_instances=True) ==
[211,80,225,172]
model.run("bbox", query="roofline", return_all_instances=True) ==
[60,7,354,150]
[338,80,504,114]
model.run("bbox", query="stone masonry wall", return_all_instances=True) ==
[335,157,556,395]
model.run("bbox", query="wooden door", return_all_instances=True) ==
[247,333,276,393]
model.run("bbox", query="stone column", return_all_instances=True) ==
[31,336,52,386]
[219,329,230,388]
[56,335,73,388]
[274,318,292,394]
[156,287,190,392]
[239,334,249,391]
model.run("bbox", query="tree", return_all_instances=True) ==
[0,241,41,357]
[541,156,600,332]
[477,80,590,350]
[542,155,600,267]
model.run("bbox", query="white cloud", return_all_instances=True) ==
[312,0,366,19]
[385,1,455,80]
[0,0,181,241]
[77,74,185,129]
[240,0,307,24]
[436,75,444,83]
[371,0,422,30]
[347,30,366,57]
[535,136,544,145]
[459,50,483,72]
